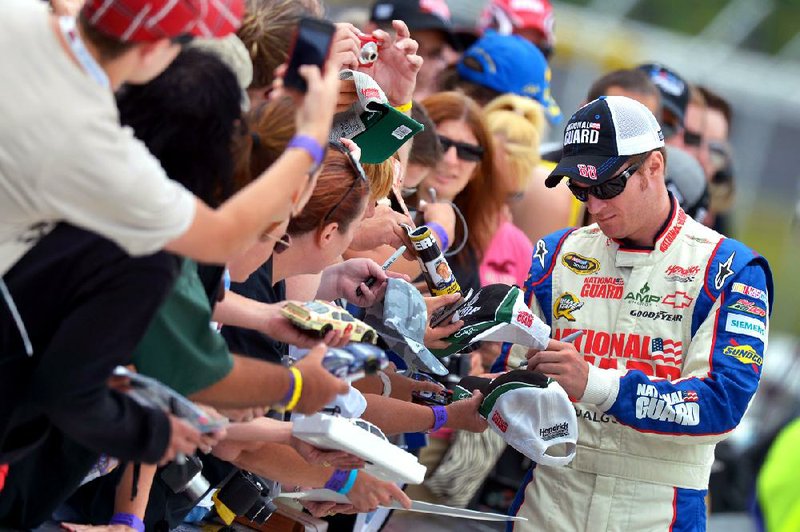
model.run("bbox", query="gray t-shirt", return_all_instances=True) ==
[0,0,195,274]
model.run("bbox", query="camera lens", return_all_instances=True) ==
[359,42,378,64]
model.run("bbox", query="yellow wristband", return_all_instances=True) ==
[393,101,412,113]
[284,366,303,411]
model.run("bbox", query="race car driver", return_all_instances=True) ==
[491,95,773,531]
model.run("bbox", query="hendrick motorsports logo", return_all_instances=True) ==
[553,292,584,321]
[539,422,570,441]
[561,252,600,275]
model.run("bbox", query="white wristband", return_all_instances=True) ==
[377,370,392,397]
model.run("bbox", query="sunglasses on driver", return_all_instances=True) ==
[567,157,646,202]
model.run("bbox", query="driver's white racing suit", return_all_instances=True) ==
[492,199,773,531]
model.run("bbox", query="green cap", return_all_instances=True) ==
[330,70,423,164]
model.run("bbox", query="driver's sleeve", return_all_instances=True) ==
[581,244,772,444]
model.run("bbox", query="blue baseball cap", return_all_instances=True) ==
[457,31,561,124]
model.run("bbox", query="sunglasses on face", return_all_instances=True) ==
[661,110,703,148]
[438,134,484,162]
[567,159,644,202]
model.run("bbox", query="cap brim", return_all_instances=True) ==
[542,94,562,125]
[545,154,626,188]
[353,103,423,164]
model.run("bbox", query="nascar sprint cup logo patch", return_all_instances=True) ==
[561,252,600,275]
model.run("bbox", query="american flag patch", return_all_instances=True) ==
[684,390,698,402]
[651,338,683,365]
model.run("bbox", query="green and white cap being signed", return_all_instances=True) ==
[330,70,423,164]
[431,284,550,358]
[459,370,577,467]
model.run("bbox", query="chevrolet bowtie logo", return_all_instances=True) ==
[662,291,694,309]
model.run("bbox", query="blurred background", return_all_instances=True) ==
[325,1,800,529]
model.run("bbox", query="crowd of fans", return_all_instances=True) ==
[0,0,752,530]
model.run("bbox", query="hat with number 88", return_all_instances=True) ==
[545,95,664,188]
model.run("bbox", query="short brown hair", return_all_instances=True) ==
[697,86,732,128]
[587,69,660,103]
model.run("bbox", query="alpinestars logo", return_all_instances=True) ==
[715,252,736,290]
[635,384,700,426]
[533,239,548,268]
[539,422,569,441]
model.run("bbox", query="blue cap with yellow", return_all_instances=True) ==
[457,31,561,124]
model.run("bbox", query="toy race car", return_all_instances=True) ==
[281,300,378,344]
[291,343,389,382]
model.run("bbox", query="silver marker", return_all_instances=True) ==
[518,330,585,368]
[356,245,408,297]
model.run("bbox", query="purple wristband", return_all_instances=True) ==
[288,134,325,171]
[427,222,449,252]
[280,369,296,407]
[430,405,448,432]
[324,469,349,492]
[109,512,145,532]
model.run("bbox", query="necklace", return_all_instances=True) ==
[58,16,110,88]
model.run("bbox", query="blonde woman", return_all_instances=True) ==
[479,94,540,287]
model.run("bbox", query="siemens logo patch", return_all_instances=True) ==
[725,313,767,342]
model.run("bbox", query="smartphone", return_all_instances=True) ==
[283,17,336,93]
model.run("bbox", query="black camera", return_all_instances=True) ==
[160,455,211,502]
[215,470,277,525]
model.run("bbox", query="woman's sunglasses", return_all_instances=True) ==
[322,141,368,223]
[438,134,484,162]
[567,159,644,202]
